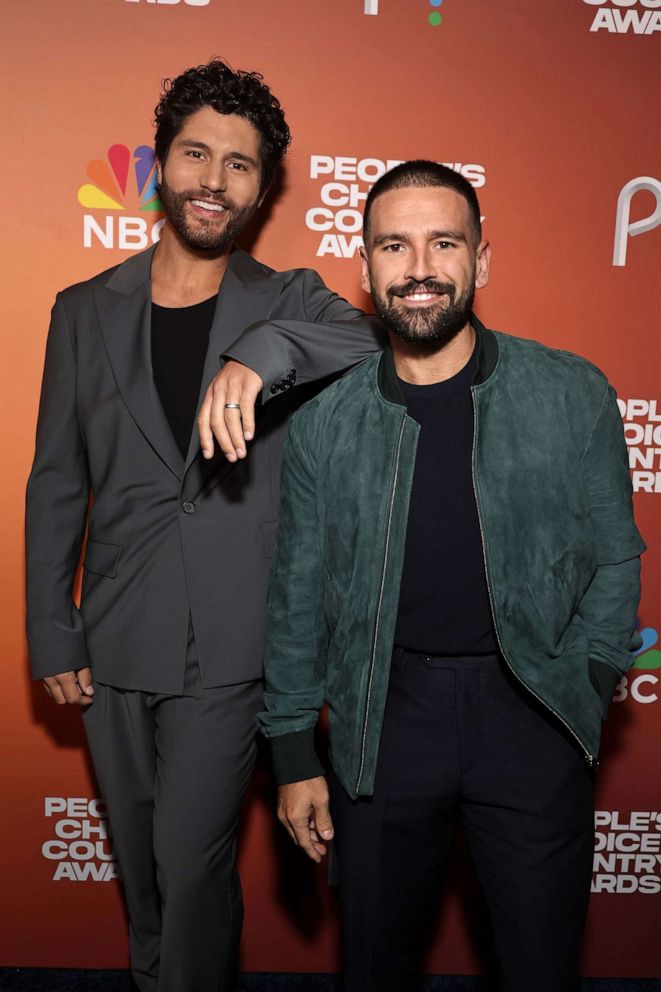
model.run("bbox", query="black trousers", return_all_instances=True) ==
[83,628,263,992]
[330,650,595,992]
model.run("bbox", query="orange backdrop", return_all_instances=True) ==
[2,0,660,978]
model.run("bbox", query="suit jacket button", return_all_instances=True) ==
[182,501,196,514]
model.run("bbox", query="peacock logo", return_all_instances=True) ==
[78,144,162,213]
[633,627,661,670]
[613,625,661,706]
[78,144,165,251]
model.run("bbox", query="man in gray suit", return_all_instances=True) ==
[26,59,380,992]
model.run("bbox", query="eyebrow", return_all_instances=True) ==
[178,140,259,167]
[372,228,468,247]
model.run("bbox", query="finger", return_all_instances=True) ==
[57,672,83,705]
[277,805,299,846]
[210,406,237,463]
[75,668,94,706]
[76,667,94,697]
[197,387,216,460]
[290,817,322,863]
[42,680,55,701]
[208,378,237,463]
[308,820,328,858]
[224,402,246,459]
[313,804,335,841]
[239,382,260,443]
[281,820,299,846]
[44,678,67,706]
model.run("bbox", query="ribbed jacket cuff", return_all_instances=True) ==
[270,729,325,785]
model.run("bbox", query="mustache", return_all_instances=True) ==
[387,280,456,301]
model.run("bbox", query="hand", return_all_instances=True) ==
[197,360,264,462]
[42,667,94,706]
[277,776,334,863]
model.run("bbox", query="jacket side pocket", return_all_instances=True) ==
[83,540,121,578]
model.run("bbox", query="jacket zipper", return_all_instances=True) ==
[470,389,597,769]
[355,413,407,795]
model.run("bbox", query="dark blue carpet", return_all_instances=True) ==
[0,972,659,991]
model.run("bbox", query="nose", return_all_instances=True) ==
[404,246,436,284]
[199,160,226,194]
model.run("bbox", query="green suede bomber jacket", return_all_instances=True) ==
[258,318,645,797]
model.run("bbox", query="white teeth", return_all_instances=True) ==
[404,293,434,302]
[190,200,226,213]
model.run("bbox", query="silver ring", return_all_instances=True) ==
[224,403,241,410]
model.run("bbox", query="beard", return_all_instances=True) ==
[159,177,259,252]
[372,276,475,351]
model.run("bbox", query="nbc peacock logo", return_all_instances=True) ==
[613,625,661,706]
[78,144,165,251]
[632,627,661,671]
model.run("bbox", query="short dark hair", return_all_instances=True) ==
[362,160,482,246]
[154,58,291,193]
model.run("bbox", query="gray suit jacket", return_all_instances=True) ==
[26,245,382,691]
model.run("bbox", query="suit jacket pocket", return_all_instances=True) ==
[84,540,121,578]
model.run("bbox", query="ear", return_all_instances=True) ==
[474,239,491,290]
[359,245,371,295]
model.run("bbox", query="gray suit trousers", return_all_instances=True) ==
[83,630,263,992]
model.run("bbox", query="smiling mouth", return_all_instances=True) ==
[399,291,447,305]
[189,199,227,215]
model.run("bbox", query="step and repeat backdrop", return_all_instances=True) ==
[2,0,660,979]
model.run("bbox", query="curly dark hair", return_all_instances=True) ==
[154,58,291,193]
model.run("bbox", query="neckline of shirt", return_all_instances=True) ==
[397,343,477,397]
[152,294,218,313]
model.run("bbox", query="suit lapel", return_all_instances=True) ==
[183,250,285,472]
[94,246,185,480]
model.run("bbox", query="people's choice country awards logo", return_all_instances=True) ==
[42,797,119,882]
[617,398,661,493]
[306,154,485,258]
[613,176,661,266]
[583,0,661,35]
[78,144,165,251]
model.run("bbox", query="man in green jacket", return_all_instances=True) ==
[259,161,644,992]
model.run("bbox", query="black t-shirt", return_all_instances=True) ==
[394,347,498,656]
[151,295,217,458]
